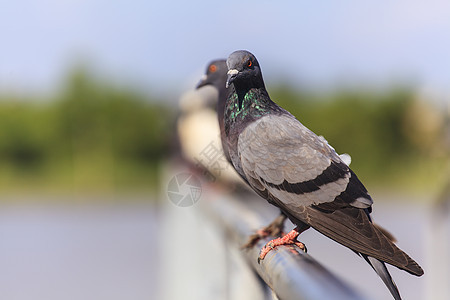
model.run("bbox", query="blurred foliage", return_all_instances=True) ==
[0,68,175,196]
[0,69,446,198]
[270,85,447,193]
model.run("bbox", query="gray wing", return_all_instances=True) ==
[238,114,372,209]
[238,114,423,276]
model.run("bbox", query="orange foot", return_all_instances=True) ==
[258,227,307,263]
[242,214,286,249]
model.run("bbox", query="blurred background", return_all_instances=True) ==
[0,1,449,299]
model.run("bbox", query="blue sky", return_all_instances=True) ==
[1,1,449,104]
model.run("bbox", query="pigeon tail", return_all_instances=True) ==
[364,255,402,300]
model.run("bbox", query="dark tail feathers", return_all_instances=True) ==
[364,255,402,300]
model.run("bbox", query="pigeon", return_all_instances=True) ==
[196,59,231,163]
[194,60,354,246]
[176,85,219,177]
[223,50,424,300]
[177,60,244,185]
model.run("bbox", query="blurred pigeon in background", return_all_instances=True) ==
[223,50,424,300]
[177,60,244,186]
[196,59,231,163]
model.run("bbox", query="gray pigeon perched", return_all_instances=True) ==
[223,50,424,300]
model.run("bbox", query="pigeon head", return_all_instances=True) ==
[196,59,227,90]
[225,50,265,90]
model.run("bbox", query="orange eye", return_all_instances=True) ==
[209,64,217,73]
[247,60,252,68]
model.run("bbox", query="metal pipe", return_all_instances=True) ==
[201,192,367,300]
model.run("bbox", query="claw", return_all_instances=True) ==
[257,227,306,262]
[242,214,287,249]
[295,241,307,253]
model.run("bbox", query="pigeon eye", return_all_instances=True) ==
[247,60,252,68]
[209,65,217,73]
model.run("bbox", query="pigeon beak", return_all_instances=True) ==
[226,69,239,88]
[196,75,208,89]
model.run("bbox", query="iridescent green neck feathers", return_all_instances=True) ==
[226,88,273,122]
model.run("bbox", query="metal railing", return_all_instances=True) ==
[201,190,368,300]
